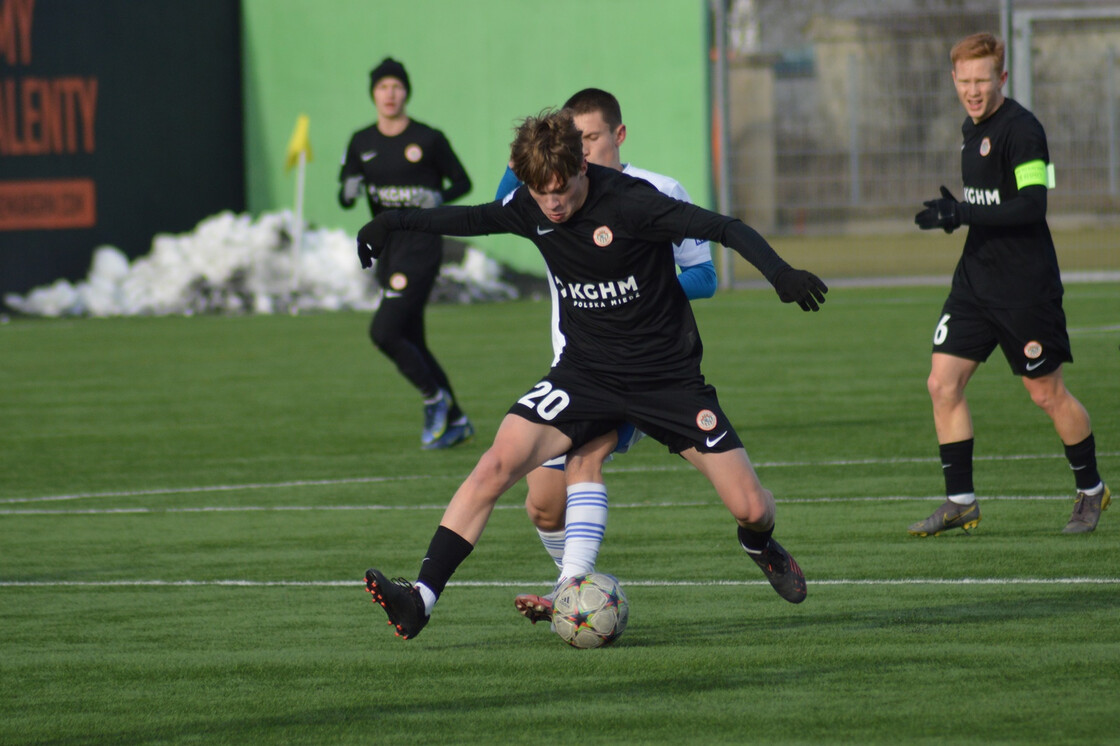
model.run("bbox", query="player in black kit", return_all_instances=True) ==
[358,109,828,639]
[339,58,474,450]
[911,33,1109,536]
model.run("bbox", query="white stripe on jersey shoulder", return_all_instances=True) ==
[621,163,711,260]
[501,188,518,205]
[622,163,690,202]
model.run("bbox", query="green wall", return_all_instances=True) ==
[242,0,710,273]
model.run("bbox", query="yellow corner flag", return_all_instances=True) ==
[285,114,313,171]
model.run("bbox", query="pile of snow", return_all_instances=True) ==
[4,210,521,317]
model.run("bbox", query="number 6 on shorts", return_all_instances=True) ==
[933,313,951,346]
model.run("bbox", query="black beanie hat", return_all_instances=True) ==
[369,57,410,99]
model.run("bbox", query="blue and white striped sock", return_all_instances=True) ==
[561,482,608,579]
[536,528,565,570]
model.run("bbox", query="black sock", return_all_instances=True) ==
[940,439,974,497]
[1064,433,1101,492]
[737,523,773,553]
[416,525,474,598]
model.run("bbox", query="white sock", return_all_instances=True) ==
[416,582,437,616]
[1082,482,1104,496]
[536,528,565,570]
[948,493,976,505]
[561,482,608,579]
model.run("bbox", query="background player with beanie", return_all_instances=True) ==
[339,57,475,449]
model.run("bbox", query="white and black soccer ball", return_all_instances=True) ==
[552,573,629,649]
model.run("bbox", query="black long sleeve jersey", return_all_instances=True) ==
[393,164,790,379]
[339,119,472,216]
[952,97,1063,307]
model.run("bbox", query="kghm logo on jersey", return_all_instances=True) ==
[375,185,440,208]
[593,226,613,247]
[551,273,640,309]
[963,186,1001,205]
[1024,341,1043,359]
[696,409,718,432]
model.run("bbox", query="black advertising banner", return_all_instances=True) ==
[0,0,244,311]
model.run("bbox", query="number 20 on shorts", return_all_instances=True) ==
[517,381,572,421]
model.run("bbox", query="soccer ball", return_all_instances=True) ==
[552,573,629,649]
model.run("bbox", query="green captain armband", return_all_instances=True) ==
[1015,159,1055,190]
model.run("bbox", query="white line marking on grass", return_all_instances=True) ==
[0,504,462,516]
[1069,324,1120,335]
[4,451,1116,506]
[0,495,1080,516]
[779,494,1076,504]
[496,578,1120,587]
[613,451,1120,472]
[0,475,442,505]
[2,578,1118,588]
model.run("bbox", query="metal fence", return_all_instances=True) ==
[717,0,1120,276]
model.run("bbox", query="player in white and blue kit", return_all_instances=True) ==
[496,89,717,623]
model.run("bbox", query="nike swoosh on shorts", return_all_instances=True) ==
[706,432,728,447]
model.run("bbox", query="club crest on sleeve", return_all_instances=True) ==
[593,226,614,247]
[696,409,718,431]
[405,144,423,163]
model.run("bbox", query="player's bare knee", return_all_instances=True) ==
[469,449,521,492]
[1026,382,1066,415]
[726,487,774,526]
[737,502,775,532]
[525,491,563,530]
[927,371,961,404]
[749,500,776,528]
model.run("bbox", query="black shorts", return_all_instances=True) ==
[375,230,442,297]
[507,366,745,455]
[933,294,1072,378]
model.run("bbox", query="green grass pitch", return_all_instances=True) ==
[2,283,1118,744]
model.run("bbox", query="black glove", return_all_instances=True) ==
[915,186,962,233]
[772,267,828,312]
[356,212,398,268]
